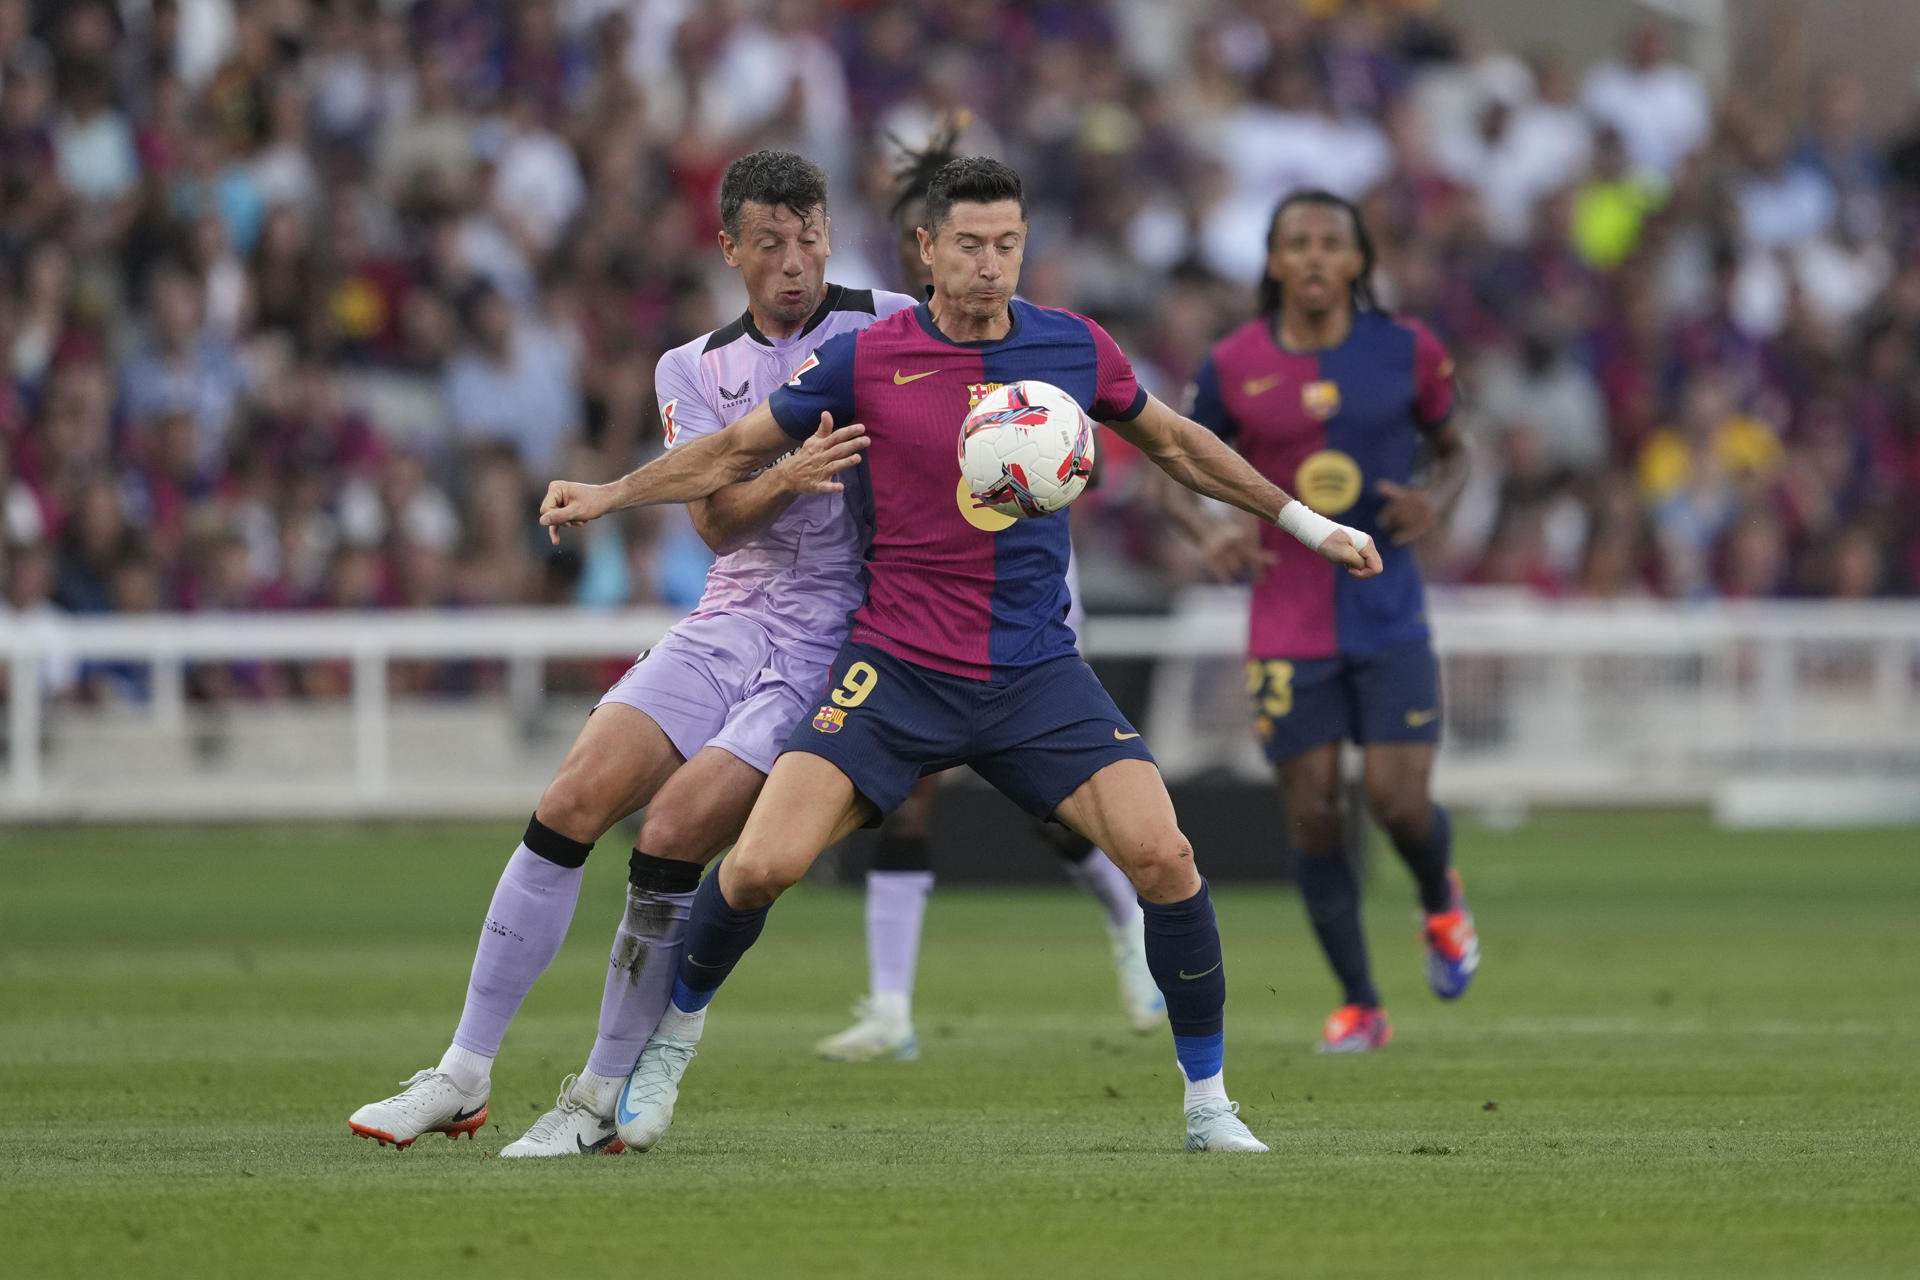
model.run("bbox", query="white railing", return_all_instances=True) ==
[5,594,1919,823]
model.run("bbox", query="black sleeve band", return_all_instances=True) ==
[523,813,594,868]
[629,849,704,894]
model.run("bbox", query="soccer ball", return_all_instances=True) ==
[957,380,1097,519]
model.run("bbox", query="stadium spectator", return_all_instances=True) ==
[442,280,581,472]
[1579,16,1711,179]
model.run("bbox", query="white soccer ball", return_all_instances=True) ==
[957,380,1097,519]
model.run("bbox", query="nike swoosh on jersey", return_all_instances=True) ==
[893,369,937,385]
[1405,708,1440,727]
[1178,961,1223,981]
[1113,729,1142,741]
[1242,373,1286,397]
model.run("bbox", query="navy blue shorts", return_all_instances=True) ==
[784,641,1156,822]
[1247,636,1441,764]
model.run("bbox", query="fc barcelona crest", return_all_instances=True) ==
[812,705,847,734]
[966,381,1004,408]
[1301,380,1340,421]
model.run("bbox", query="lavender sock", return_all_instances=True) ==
[1062,847,1140,929]
[584,853,698,1078]
[866,870,934,998]
[450,840,587,1057]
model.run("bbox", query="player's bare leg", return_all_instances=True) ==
[819,774,939,1061]
[504,743,768,1157]
[1277,743,1390,1052]
[615,752,872,1149]
[1363,742,1477,1000]
[350,706,685,1148]
[1053,759,1267,1153]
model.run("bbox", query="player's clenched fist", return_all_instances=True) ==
[1276,498,1383,579]
[777,413,870,495]
[539,480,613,544]
[1320,528,1382,579]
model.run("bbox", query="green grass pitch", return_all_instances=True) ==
[2,812,1916,1278]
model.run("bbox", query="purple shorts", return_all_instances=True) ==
[596,611,834,775]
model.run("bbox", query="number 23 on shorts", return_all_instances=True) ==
[1246,659,1293,718]
[831,661,880,709]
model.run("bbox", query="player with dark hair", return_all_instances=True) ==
[541,157,1380,1153]
[347,151,918,1154]
[815,124,1163,1065]
[1181,189,1479,1054]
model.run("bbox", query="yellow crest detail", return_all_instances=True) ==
[966,382,1004,408]
[811,706,846,734]
[1301,379,1341,421]
[955,477,1017,533]
[1293,449,1363,516]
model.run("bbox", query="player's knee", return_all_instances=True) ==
[1366,783,1430,843]
[720,846,804,907]
[635,801,722,865]
[534,770,615,846]
[1123,830,1198,901]
[1286,797,1341,854]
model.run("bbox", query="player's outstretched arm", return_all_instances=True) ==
[691,415,865,556]
[1108,393,1382,578]
[540,408,865,544]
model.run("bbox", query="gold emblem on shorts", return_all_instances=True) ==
[812,706,846,734]
[1301,379,1340,420]
[1294,449,1363,516]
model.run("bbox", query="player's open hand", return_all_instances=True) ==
[538,480,613,545]
[1321,527,1383,578]
[1199,517,1275,583]
[1375,480,1440,545]
[782,413,869,495]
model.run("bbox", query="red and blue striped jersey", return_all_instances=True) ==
[1189,309,1454,659]
[768,299,1147,680]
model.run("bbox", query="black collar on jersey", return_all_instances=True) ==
[707,283,877,353]
[912,298,1021,348]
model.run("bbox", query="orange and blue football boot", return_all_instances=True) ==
[1423,869,1480,1000]
[1318,1004,1392,1054]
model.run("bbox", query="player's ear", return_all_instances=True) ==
[819,214,832,258]
[916,225,933,267]
[718,228,739,268]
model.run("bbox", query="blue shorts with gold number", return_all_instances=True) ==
[1247,636,1441,764]
[784,641,1155,822]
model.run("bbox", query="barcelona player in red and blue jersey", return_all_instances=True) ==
[1183,190,1481,1053]
[540,158,1380,1153]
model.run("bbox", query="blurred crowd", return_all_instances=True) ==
[5,0,1920,703]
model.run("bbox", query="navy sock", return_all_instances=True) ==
[1391,803,1455,914]
[669,864,770,1013]
[1295,849,1380,1008]
[1140,883,1226,1082]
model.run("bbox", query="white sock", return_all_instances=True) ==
[657,1002,707,1042]
[576,1068,626,1118]
[868,990,911,1023]
[1183,1070,1228,1109]
[438,1042,494,1093]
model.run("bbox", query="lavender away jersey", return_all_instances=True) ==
[653,284,918,661]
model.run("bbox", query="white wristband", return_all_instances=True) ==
[1276,499,1371,554]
